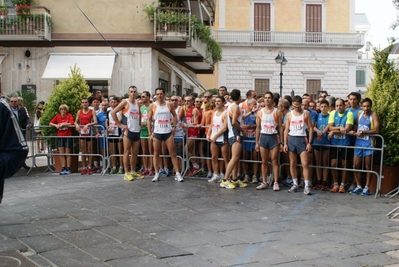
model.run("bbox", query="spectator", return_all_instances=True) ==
[49,104,75,175]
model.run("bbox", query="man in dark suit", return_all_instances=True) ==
[9,96,31,169]
[0,98,29,203]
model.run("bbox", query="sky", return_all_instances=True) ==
[355,0,398,49]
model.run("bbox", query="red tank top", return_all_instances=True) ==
[79,109,93,136]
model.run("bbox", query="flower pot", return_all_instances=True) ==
[370,165,399,194]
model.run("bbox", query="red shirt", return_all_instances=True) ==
[50,113,74,136]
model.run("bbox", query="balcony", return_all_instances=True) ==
[0,6,52,41]
[214,30,364,48]
[154,7,190,41]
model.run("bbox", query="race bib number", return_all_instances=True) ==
[129,110,139,120]
[333,134,345,139]
[246,129,255,138]
[212,123,221,132]
[80,126,90,134]
[290,120,303,130]
[141,113,148,124]
[262,124,275,134]
[157,119,169,128]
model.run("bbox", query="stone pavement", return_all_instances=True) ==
[1,169,399,267]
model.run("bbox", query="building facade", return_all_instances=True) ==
[0,0,215,100]
[199,0,364,99]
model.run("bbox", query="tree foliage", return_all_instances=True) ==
[366,44,399,166]
[40,65,91,137]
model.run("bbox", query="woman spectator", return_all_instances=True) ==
[34,101,46,152]
[49,104,75,175]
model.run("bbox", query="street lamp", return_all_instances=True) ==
[275,50,288,98]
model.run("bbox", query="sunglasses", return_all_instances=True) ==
[171,99,178,101]
[292,105,301,108]
[204,96,211,98]
[184,100,192,102]
[10,101,17,103]
[195,101,201,103]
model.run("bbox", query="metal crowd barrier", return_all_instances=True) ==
[279,134,385,198]
[24,126,385,197]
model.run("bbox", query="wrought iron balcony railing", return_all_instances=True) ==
[214,30,364,47]
[0,6,52,41]
[154,7,190,41]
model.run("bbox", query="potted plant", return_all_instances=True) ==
[366,43,399,194]
[40,65,91,172]
[0,3,8,17]
[143,2,157,22]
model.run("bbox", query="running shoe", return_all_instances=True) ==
[148,169,154,176]
[256,182,268,190]
[87,168,92,175]
[118,167,124,174]
[207,171,213,179]
[321,184,327,191]
[243,175,250,183]
[273,182,280,191]
[330,184,339,193]
[159,168,166,177]
[231,180,248,188]
[80,167,87,175]
[132,171,144,179]
[304,186,312,195]
[191,165,201,175]
[313,182,322,190]
[349,187,363,195]
[164,168,171,177]
[285,177,293,187]
[288,184,299,193]
[110,168,118,174]
[124,172,134,181]
[252,175,258,184]
[348,183,356,192]
[60,168,66,175]
[339,185,346,193]
[175,172,183,182]
[208,174,220,183]
[141,169,149,176]
[197,168,207,176]
[64,168,71,175]
[361,188,370,196]
[152,173,160,182]
[220,180,231,188]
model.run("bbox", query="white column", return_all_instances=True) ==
[347,60,357,93]
[219,0,226,30]
[218,60,227,87]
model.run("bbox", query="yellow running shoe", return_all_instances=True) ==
[132,171,144,179]
[124,173,134,181]
[231,180,248,188]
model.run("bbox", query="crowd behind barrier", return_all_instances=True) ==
[25,125,385,198]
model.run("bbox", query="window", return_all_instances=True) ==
[306,79,321,100]
[87,81,108,97]
[356,70,366,87]
[254,3,271,42]
[306,4,322,43]
[255,79,270,96]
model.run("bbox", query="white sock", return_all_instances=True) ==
[292,178,298,186]
[304,180,310,187]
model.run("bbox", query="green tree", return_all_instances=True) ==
[366,44,399,166]
[40,65,91,137]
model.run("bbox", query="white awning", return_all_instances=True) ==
[42,53,116,80]
[162,60,207,91]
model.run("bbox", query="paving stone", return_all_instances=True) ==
[55,229,115,247]
[40,247,108,267]
[0,238,28,252]
[0,224,49,238]
[106,255,171,267]
[19,235,72,253]
[94,225,152,243]
[135,238,192,259]
[0,250,36,267]
[151,230,209,248]
[32,216,91,232]
[81,242,146,261]
[162,254,217,267]
[0,212,30,225]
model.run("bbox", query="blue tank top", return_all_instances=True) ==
[331,110,351,146]
[313,113,330,145]
[355,111,374,147]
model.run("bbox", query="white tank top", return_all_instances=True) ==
[227,103,242,138]
[153,102,172,134]
[211,110,226,143]
[289,111,308,136]
[108,109,120,136]
[260,108,278,135]
[122,99,140,133]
